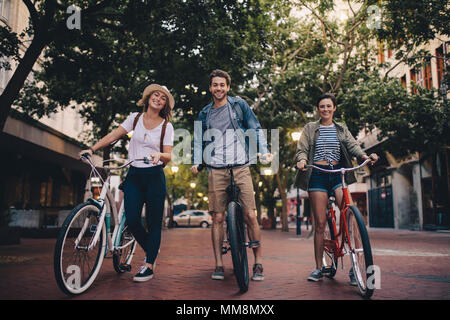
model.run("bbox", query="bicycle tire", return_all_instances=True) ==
[322,217,338,278]
[346,205,374,299]
[113,216,136,274]
[226,201,249,293]
[54,202,106,295]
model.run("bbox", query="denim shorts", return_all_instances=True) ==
[308,163,342,194]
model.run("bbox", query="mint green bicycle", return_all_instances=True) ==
[54,154,148,295]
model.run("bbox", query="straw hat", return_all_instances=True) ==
[137,84,175,109]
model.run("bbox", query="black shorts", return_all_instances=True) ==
[308,164,342,195]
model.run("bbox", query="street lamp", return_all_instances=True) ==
[291,131,301,142]
[292,131,302,236]
[189,182,196,209]
[168,165,179,229]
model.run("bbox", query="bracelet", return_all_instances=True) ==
[89,147,95,154]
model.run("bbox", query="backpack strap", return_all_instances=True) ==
[159,120,169,167]
[132,112,143,131]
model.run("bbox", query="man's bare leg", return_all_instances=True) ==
[211,212,225,279]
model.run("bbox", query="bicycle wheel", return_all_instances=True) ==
[322,217,338,278]
[54,202,106,295]
[113,216,136,274]
[226,201,249,293]
[346,205,374,299]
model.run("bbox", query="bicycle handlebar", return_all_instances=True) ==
[196,153,272,172]
[197,163,244,172]
[305,158,372,174]
[80,153,151,171]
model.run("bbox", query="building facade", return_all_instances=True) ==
[0,0,100,229]
[360,36,450,231]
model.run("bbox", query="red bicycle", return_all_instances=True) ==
[306,158,375,299]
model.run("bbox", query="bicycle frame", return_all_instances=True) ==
[76,156,141,255]
[324,186,353,260]
[307,159,371,260]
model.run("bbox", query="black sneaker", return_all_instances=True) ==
[307,269,323,282]
[349,267,358,286]
[211,266,225,280]
[251,264,264,281]
[133,265,154,282]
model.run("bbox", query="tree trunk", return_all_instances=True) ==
[275,170,289,232]
[0,34,49,131]
[166,191,173,229]
[431,152,438,224]
[267,201,276,229]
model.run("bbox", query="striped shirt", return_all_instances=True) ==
[313,124,341,163]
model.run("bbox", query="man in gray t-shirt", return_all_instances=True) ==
[208,102,247,166]
[191,69,272,283]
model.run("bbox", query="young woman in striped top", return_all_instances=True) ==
[295,93,378,283]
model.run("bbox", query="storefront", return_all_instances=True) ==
[0,110,96,229]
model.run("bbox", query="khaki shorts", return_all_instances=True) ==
[208,166,256,213]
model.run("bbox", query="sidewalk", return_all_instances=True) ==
[0,226,449,300]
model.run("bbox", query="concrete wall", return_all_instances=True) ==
[392,169,412,229]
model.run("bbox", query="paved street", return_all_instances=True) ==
[0,226,449,300]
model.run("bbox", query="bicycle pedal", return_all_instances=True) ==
[247,241,260,248]
[221,246,230,255]
[119,263,132,272]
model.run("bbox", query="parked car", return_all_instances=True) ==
[167,210,212,228]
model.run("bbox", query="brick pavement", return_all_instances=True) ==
[0,226,449,300]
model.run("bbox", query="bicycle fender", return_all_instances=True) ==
[87,198,103,211]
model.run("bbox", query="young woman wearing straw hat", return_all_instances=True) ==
[79,84,175,282]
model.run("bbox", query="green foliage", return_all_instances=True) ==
[341,73,449,158]
[0,25,21,70]
[165,164,208,210]
[377,0,450,48]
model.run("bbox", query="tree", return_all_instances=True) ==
[341,73,449,222]
[239,0,381,231]
[165,164,208,228]
[375,0,450,81]
[12,0,277,156]
[16,7,161,159]
[0,0,121,131]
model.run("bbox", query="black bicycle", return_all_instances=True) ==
[198,164,260,293]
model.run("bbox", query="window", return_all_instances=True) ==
[415,67,424,88]
[0,64,10,93]
[40,178,53,207]
[375,173,391,188]
[410,68,417,94]
[424,61,432,90]
[0,0,11,21]
[436,45,445,89]
[377,41,385,63]
[387,48,392,58]
[400,75,406,89]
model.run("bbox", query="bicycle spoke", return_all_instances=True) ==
[347,206,374,299]
[55,204,106,295]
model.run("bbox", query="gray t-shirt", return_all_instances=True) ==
[208,104,246,166]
